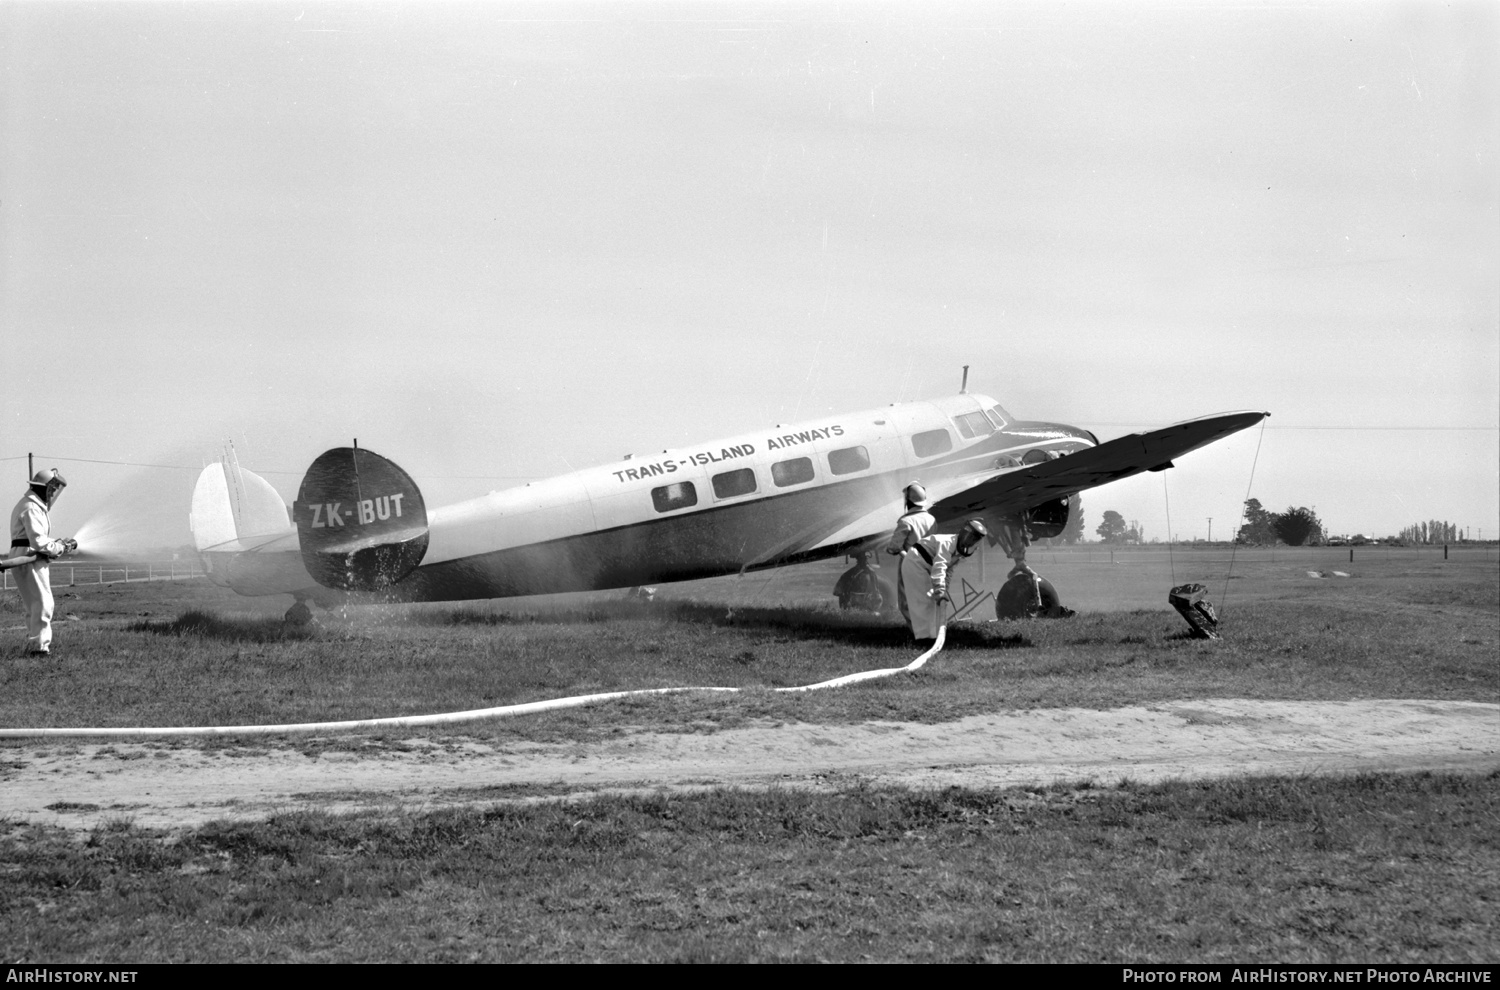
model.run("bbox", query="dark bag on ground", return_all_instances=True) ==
[1169,583,1219,639]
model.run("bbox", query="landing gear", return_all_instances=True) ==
[988,518,1075,620]
[994,566,1076,620]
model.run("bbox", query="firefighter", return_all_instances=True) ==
[9,468,77,656]
[899,518,989,644]
[885,483,936,629]
[832,551,883,612]
[884,482,936,556]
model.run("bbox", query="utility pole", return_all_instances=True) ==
[1207,517,1212,543]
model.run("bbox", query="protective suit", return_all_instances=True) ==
[897,519,988,642]
[885,484,937,629]
[9,469,74,656]
[884,483,936,556]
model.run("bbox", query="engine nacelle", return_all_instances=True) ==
[1024,496,1074,539]
[293,446,429,591]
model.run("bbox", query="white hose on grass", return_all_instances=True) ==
[0,625,947,738]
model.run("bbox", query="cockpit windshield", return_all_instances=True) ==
[953,411,995,439]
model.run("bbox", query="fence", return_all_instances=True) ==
[983,542,1500,569]
[1,560,206,590]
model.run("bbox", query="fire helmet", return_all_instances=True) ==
[957,518,990,556]
[903,483,931,509]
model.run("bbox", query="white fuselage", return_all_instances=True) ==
[201,392,1095,602]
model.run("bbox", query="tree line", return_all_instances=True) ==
[1395,520,1467,545]
[1038,498,1143,545]
[1028,497,1475,548]
[1095,509,1142,544]
[1235,499,1323,546]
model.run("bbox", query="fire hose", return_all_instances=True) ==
[0,625,946,738]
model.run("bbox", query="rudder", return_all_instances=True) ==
[293,445,428,591]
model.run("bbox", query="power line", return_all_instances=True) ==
[4,453,541,481]
[8,455,220,472]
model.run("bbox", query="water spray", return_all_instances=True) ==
[66,513,138,559]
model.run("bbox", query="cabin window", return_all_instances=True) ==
[911,429,953,458]
[771,456,815,487]
[985,406,1009,429]
[954,411,995,439]
[827,445,870,476]
[651,481,698,512]
[712,467,758,499]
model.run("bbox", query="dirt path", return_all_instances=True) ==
[3,698,1496,832]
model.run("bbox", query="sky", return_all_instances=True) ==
[3,0,1497,550]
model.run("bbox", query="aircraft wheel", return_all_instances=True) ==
[995,573,1074,619]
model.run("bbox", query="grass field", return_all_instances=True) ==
[3,773,1497,962]
[0,546,1494,735]
[1,545,1496,961]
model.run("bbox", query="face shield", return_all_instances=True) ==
[957,519,989,557]
[31,469,66,509]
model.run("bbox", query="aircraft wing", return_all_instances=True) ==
[929,410,1268,524]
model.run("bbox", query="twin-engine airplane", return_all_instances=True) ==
[190,390,1267,615]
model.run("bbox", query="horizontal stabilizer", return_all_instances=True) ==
[189,454,293,552]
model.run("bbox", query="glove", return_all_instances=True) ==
[931,589,950,606]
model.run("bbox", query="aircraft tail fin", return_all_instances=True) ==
[293,444,428,591]
[189,444,293,552]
